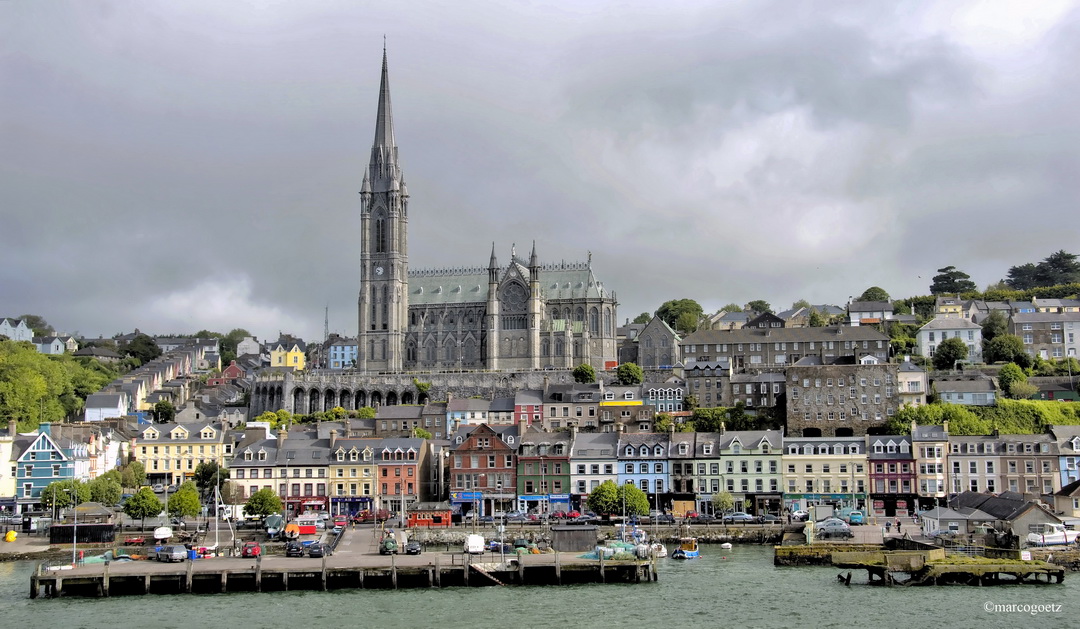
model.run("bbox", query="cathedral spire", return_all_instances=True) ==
[368,46,400,193]
[373,46,396,153]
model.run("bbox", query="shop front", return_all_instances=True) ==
[785,492,867,513]
[330,495,373,517]
[869,494,918,518]
[450,491,483,518]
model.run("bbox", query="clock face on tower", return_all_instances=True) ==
[375,266,384,276]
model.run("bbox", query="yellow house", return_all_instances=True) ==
[135,422,230,486]
[329,435,378,516]
[269,339,307,370]
[935,295,964,318]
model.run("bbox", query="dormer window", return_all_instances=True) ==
[703,444,713,455]
[554,444,564,455]
[350,449,359,462]
[653,445,663,456]
[678,443,688,455]
[244,450,253,461]
[605,392,615,400]
[639,446,648,457]
[732,443,741,455]
[257,449,267,461]
[336,450,345,462]
[623,392,634,400]
[625,446,634,456]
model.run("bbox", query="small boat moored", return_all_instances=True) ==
[650,542,668,558]
[720,542,733,550]
[670,537,700,560]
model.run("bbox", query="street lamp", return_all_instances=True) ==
[64,487,78,565]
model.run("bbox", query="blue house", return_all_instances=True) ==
[617,432,670,505]
[14,423,87,514]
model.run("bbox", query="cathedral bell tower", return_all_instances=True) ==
[358,48,408,372]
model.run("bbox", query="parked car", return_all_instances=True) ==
[157,545,188,562]
[816,518,854,539]
[285,541,305,557]
[151,484,165,493]
[331,524,344,534]
[405,541,422,555]
[688,514,716,524]
[845,511,865,525]
[722,512,755,523]
[566,510,581,519]
[653,513,675,524]
[307,542,328,558]
[241,542,261,558]
[379,538,399,555]
[757,514,782,524]
[791,510,809,522]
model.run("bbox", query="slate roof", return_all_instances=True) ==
[408,258,608,306]
[571,432,619,458]
[682,325,888,345]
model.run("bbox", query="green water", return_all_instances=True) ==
[3,546,1075,628]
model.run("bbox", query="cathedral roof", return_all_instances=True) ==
[407,259,608,306]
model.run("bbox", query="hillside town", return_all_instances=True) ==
[3,289,1080,547]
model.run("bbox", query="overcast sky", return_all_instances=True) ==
[3,1,1079,343]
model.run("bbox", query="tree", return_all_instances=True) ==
[572,363,596,384]
[1035,250,1080,287]
[40,480,91,511]
[120,461,147,489]
[154,400,176,423]
[1008,381,1039,400]
[412,378,432,401]
[353,406,376,419]
[193,461,230,499]
[615,362,644,385]
[807,309,827,327]
[617,483,650,517]
[719,303,743,314]
[18,314,54,337]
[675,311,699,335]
[220,481,245,505]
[632,312,651,324]
[244,487,283,519]
[711,491,735,515]
[168,482,202,520]
[655,299,704,330]
[980,310,1009,345]
[745,300,772,314]
[932,337,970,370]
[1006,262,1039,290]
[791,299,811,311]
[87,476,122,506]
[984,334,1029,366]
[997,363,1026,398]
[586,480,620,516]
[124,487,163,528]
[858,286,890,302]
[122,333,162,365]
[413,427,433,439]
[929,266,976,295]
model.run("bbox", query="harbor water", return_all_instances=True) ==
[3,546,1076,628]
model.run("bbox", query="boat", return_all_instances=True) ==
[1026,523,1080,546]
[670,537,700,560]
[720,542,733,550]
[264,514,283,538]
[153,526,172,541]
[650,542,668,558]
[283,523,300,540]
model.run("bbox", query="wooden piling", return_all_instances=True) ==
[555,551,562,585]
[220,571,228,593]
[391,553,398,589]
[103,563,110,597]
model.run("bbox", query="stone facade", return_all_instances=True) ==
[785,357,899,438]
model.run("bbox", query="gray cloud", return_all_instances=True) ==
[2,1,1078,341]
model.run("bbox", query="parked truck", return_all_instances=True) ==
[809,505,834,522]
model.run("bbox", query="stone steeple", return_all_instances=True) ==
[368,47,401,193]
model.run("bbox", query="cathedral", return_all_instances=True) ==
[357,51,619,373]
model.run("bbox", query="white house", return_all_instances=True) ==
[916,317,983,364]
[0,318,33,342]
[83,393,129,422]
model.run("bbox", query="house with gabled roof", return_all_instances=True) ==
[133,421,229,487]
[450,423,518,518]
[0,318,33,342]
[617,429,670,509]
[14,423,88,513]
[636,316,681,369]
[568,430,619,506]
[328,431,378,517]
[375,436,428,519]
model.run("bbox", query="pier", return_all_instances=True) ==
[831,549,1065,586]
[29,551,657,598]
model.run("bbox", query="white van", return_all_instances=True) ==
[463,534,485,554]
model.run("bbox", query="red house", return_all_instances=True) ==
[207,360,247,386]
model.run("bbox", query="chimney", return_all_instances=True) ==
[616,423,626,434]
[7,418,16,436]
[330,429,338,451]
[910,420,917,435]
[942,421,949,434]
[720,422,726,436]
[278,428,287,450]
[668,423,675,437]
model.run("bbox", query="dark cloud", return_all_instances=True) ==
[2,1,1078,341]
